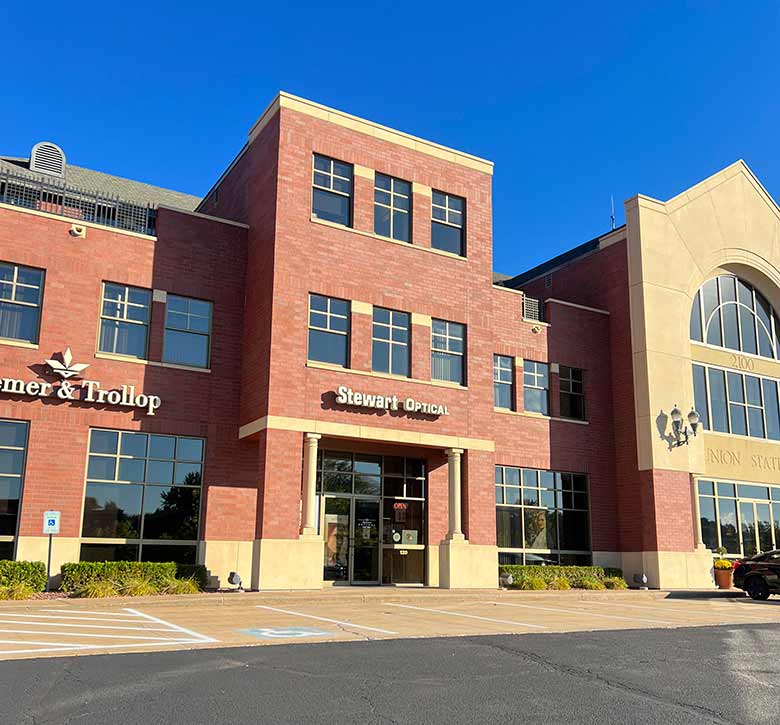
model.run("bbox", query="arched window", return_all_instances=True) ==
[690,275,779,359]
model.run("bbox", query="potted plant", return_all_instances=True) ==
[713,546,734,589]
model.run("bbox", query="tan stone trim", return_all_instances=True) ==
[493,284,523,296]
[545,298,610,316]
[493,408,589,426]
[411,313,432,327]
[248,92,494,175]
[94,351,211,374]
[412,182,432,197]
[690,342,780,379]
[305,360,468,390]
[0,338,39,350]
[152,289,168,303]
[156,205,250,229]
[238,414,495,451]
[353,164,373,180]
[310,216,469,262]
[522,317,550,327]
[351,300,373,315]
[0,202,157,241]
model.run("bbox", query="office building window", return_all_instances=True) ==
[163,295,212,368]
[496,465,590,565]
[80,429,203,564]
[0,262,44,344]
[431,191,465,256]
[559,366,585,420]
[494,354,514,410]
[374,174,411,242]
[98,283,151,359]
[431,319,465,384]
[523,361,549,415]
[0,419,29,558]
[308,294,350,367]
[372,308,410,376]
[312,154,353,227]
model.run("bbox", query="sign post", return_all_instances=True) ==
[43,511,60,592]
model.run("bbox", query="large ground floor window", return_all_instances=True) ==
[80,428,204,564]
[0,419,28,560]
[317,450,426,584]
[698,479,780,557]
[496,465,591,565]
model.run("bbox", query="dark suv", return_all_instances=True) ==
[733,550,780,600]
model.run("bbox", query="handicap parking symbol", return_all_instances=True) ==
[239,627,332,639]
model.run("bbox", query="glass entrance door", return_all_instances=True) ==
[322,496,380,584]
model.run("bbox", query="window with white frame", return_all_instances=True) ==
[372,308,410,376]
[308,294,350,367]
[523,360,549,415]
[374,173,411,242]
[163,295,212,368]
[0,262,44,344]
[431,191,465,256]
[494,354,514,410]
[98,283,151,359]
[431,319,465,384]
[312,154,353,227]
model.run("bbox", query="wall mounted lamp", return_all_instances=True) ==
[670,404,700,447]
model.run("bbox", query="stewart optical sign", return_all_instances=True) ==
[0,348,162,415]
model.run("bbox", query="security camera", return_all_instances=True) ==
[69,224,86,238]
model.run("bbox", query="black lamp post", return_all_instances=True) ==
[670,404,700,447]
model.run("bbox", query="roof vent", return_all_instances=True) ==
[30,142,66,177]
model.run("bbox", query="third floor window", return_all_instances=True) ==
[431,190,465,256]
[0,262,44,345]
[374,173,411,242]
[163,295,213,369]
[523,360,549,415]
[99,283,151,359]
[312,154,353,227]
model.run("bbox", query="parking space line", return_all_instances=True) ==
[0,613,153,623]
[255,606,398,635]
[0,628,181,641]
[0,619,173,632]
[489,601,674,625]
[42,609,146,618]
[385,603,545,629]
[124,608,218,643]
[596,601,773,620]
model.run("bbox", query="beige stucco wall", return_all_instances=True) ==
[438,540,498,588]
[16,536,81,587]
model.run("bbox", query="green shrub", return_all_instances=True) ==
[175,564,208,590]
[161,577,200,595]
[502,565,622,589]
[572,576,606,590]
[75,580,119,598]
[0,561,47,592]
[119,577,159,597]
[548,577,571,590]
[518,576,547,590]
[60,562,177,593]
[603,576,628,590]
[0,582,36,600]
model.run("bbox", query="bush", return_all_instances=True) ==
[75,580,119,598]
[518,576,547,590]
[0,582,36,600]
[175,564,208,591]
[161,577,200,595]
[603,576,628,590]
[501,565,622,590]
[119,577,159,597]
[61,562,177,593]
[0,561,47,592]
[548,577,571,591]
[572,576,606,590]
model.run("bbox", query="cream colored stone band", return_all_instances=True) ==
[238,414,495,451]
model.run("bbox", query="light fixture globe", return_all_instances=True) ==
[687,408,700,426]
[670,405,683,423]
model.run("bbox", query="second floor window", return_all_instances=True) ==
[372,308,410,376]
[559,366,585,420]
[431,191,465,256]
[431,319,465,385]
[308,294,350,367]
[494,354,514,410]
[523,360,549,415]
[0,262,44,344]
[312,154,353,227]
[163,295,213,369]
[99,283,151,359]
[374,174,411,242]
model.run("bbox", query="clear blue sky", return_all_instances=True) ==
[4,3,778,275]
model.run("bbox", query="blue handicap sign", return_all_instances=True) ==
[238,627,332,639]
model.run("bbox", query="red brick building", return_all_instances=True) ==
[2,94,772,589]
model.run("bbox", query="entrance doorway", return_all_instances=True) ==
[323,497,380,584]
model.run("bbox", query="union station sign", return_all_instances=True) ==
[0,348,162,416]
[334,385,449,417]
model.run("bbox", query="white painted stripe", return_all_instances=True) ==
[0,628,179,641]
[0,639,90,648]
[385,603,545,629]
[124,608,217,643]
[0,620,173,632]
[256,605,398,635]
[489,601,674,625]
[0,639,206,656]
[6,613,151,623]
[596,601,772,619]
[42,609,145,618]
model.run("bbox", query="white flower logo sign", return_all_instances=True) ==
[44,347,90,380]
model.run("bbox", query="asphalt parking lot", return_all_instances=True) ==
[0,589,778,660]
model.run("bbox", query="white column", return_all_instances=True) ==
[692,478,705,550]
[301,433,321,537]
[446,448,465,541]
